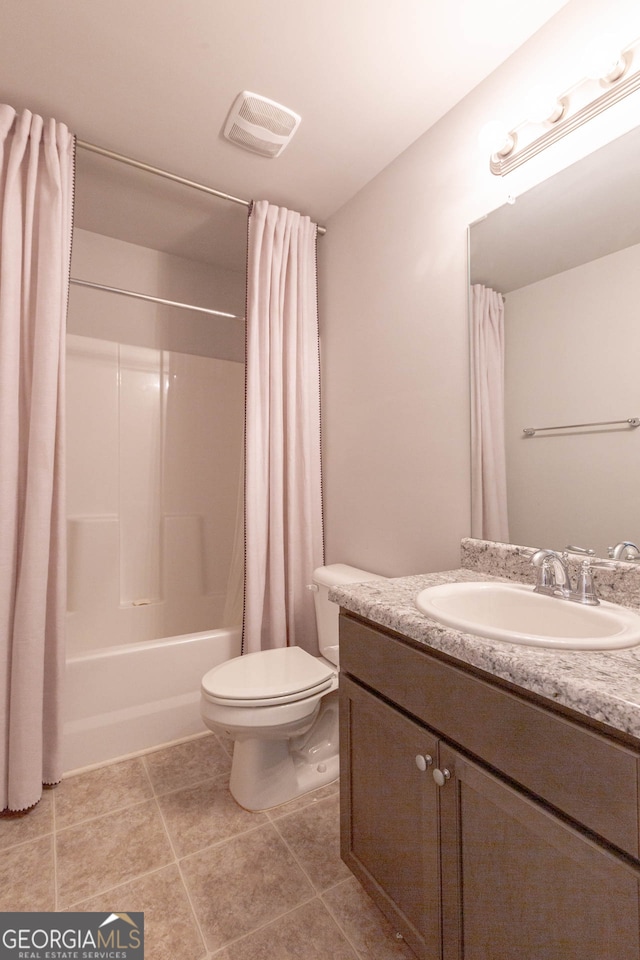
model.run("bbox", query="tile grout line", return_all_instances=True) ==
[54,795,159,837]
[151,781,273,855]
[139,733,233,800]
[65,862,183,911]
[53,795,156,833]
[164,815,317,956]
[205,890,321,958]
[145,769,232,803]
[152,788,334,957]
[269,814,320,893]
[138,752,157,795]
[320,880,372,960]
[142,754,210,959]
[0,824,54,856]
[269,799,373,960]
[55,789,174,910]
[172,859,209,960]
[142,757,219,960]
[269,793,346,887]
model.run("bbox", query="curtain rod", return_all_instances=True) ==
[75,139,327,235]
[69,277,241,319]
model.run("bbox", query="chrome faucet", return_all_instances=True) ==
[531,549,572,597]
[608,541,640,561]
[530,549,603,606]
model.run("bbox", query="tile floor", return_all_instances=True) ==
[0,732,416,960]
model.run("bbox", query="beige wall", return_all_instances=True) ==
[320,0,640,577]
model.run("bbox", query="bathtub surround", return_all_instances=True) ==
[62,221,246,767]
[0,105,75,813]
[63,178,246,779]
[0,734,413,960]
[65,334,244,653]
[244,201,324,656]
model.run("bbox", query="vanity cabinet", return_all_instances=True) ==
[341,674,441,958]
[339,612,640,960]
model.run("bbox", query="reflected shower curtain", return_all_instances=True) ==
[0,105,75,811]
[243,201,324,655]
[470,284,509,542]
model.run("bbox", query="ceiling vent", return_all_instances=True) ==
[223,91,301,158]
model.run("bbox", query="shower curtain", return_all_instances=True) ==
[243,201,324,656]
[470,283,509,542]
[0,105,75,812]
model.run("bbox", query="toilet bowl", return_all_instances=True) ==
[200,564,383,811]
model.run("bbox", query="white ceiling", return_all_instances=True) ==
[1,0,571,266]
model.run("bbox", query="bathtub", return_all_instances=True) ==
[63,626,241,773]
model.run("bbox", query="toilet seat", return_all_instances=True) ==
[201,646,337,708]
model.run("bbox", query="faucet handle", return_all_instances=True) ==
[608,541,640,560]
[574,560,599,605]
[565,544,595,556]
[575,558,619,605]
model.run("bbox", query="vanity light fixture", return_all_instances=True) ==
[523,84,565,125]
[477,120,515,158]
[484,35,640,176]
[582,34,628,83]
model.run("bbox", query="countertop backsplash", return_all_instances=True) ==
[330,539,640,741]
[461,538,640,610]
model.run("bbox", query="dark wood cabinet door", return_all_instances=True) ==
[438,743,640,960]
[340,675,441,960]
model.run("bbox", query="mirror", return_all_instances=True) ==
[469,124,640,558]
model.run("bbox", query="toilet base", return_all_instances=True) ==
[228,692,339,811]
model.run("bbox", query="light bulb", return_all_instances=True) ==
[523,85,565,124]
[478,121,515,158]
[583,35,627,82]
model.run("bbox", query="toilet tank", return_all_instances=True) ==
[311,564,385,666]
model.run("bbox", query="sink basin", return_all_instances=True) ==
[415,581,640,650]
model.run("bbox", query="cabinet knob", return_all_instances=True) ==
[432,767,451,786]
[415,754,433,772]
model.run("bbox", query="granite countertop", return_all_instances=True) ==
[330,565,640,743]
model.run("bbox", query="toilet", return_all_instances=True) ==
[200,563,383,811]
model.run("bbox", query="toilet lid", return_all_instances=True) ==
[201,646,336,706]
